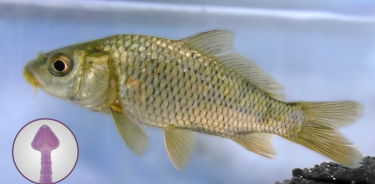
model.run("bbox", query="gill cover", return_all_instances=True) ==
[69,50,113,109]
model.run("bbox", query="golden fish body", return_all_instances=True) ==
[105,33,302,138]
[24,30,363,170]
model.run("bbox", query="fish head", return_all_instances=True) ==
[24,49,77,98]
[24,43,114,111]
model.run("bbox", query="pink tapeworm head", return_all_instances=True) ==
[31,125,60,151]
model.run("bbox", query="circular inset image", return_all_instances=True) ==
[13,119,79,183]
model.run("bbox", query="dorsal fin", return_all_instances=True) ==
[180,30,285,101]
[216,53,285,101]
[181,30,235,57]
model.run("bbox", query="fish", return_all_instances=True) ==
[23,30,364,170]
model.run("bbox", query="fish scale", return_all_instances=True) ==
[24,30,364,170]
[100,34,303,139]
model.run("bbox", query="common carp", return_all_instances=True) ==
[23,30,363,170]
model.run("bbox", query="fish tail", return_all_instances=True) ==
[289,101,364,168]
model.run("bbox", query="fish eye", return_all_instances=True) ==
[48,54,73,77]
[53,60,66,72]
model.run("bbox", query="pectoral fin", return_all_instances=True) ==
[163,128,196,170]
[110,108,149,155]
[234,133,276,158]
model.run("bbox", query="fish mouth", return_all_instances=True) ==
[23,63,39,96]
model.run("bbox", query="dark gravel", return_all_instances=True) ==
[275,156,375,184]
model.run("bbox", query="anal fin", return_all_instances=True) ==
[234,133,276,158]
[110,108,149,156]
[163,127,196,170]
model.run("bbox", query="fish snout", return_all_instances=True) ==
[23,61,39,88]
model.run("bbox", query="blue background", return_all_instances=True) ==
[0,0,374,183]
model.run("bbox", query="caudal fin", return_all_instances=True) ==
[289,101,364,168]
